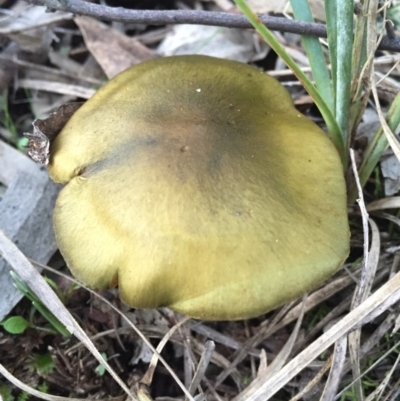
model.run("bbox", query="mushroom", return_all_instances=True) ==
[48,55,349,320]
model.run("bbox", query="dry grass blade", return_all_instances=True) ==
[360,310,399,358]
[350,0,379,135]
[350,148,370,287]
[17,79,96,99]
[348,330,363,400]
[273,274,356,335]
[213,274,357,390]
[30,260,196,401]
[364,352,400,401]
[295,295,351,354]
[0,8,73,35]
[182,325,195,389]
[289,356,332,401]
[374,212,400,232]
[367,196,400,211]
[349,218,380,401]
[191,323,260,357]
[141,316,191,387]
[0,230,135,400]
[371,76,400,162]
[319,336,347,401]
[262,294,307,380]
[336,337,400,399]
[233,272,400,401]
[355,218,380,306]
[0,54,103,85]
[190,336,242,388]
[188,340,215,397]
[257,350,268,377]
[213,302,294,388]
[381,376,400,401]
[349,150,380,401]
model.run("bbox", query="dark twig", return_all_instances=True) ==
[24,0,400,52]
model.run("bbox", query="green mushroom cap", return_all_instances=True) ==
[48,55,349,320]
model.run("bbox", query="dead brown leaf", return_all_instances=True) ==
[75,16,156,79]
[25,102,83,164]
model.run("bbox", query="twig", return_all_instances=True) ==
[23,0,323,34]
[23,0,400,52]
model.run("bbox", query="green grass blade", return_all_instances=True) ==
[325,0,337,113]
[11,271,70,337]
[32,301,71,337]
[348,92,400,203]
[233,0,346,166]
[290,0,334,113]
[334,0,354,148]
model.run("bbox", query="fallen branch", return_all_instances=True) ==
[24,0,400,52]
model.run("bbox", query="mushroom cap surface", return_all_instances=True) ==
[48,55,349,320]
